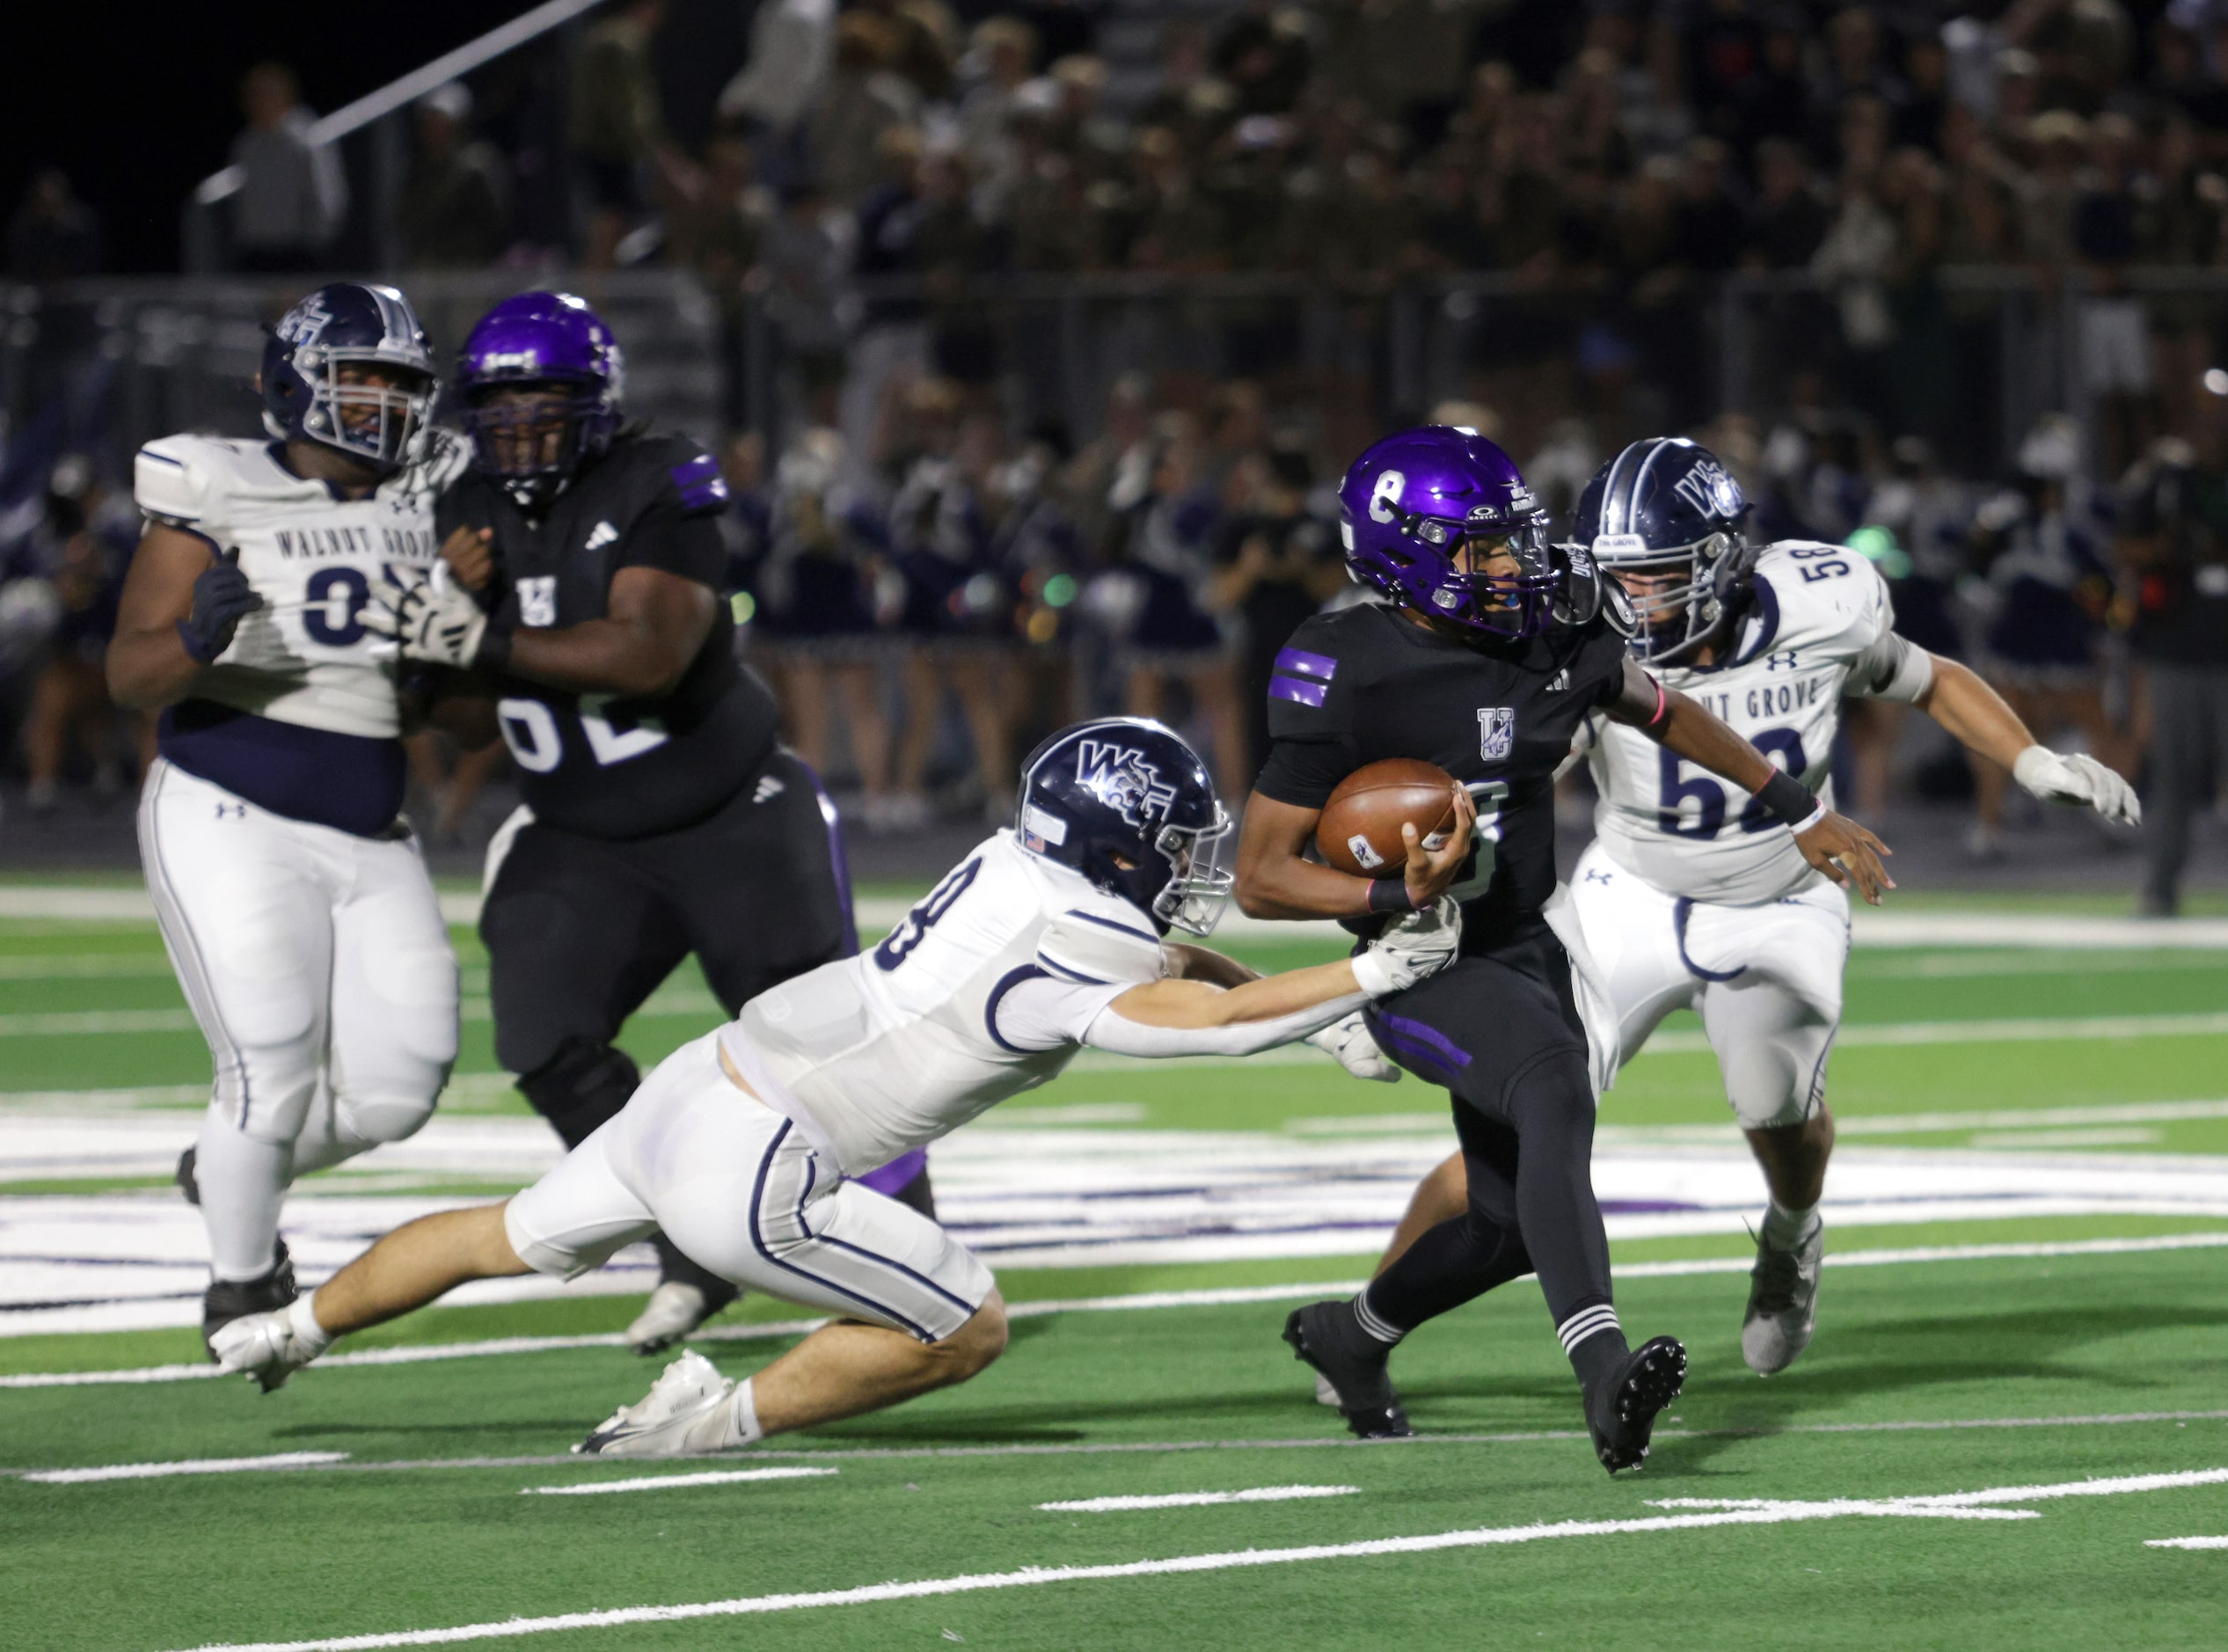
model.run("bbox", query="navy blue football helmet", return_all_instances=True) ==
[1572,436,1757,666]
[260,282,438,475]
[1016,717,1232,935]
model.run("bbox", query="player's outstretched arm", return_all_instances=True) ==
[1079,901,1460,1058]
[1603,656,1896,904]
[1915,654,2141,825]
[106,526,262,710]
[1234,788,1475,919]
[500,567,718,697]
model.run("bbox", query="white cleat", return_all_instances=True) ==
[1742,1221,1824,1376]
[1313,1371,1343,1408]
[576,1350,741,1458]
[624,1282,733,1356]
[208,1308,320,1393]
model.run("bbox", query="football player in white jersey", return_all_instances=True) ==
[106,282,469,1356]
[209,719,1466,1451]
[1350,437,2138,1379]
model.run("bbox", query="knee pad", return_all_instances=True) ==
[518,1039,643,1149]
[333,1091,437,1147]
[232,1063,320,1146]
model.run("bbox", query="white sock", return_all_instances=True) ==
[194,1117,292,1281]
[289,1293,334,1358]
[1762,1199,1821,1249]
[730,1377,764,1447]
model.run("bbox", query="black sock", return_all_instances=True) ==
[1559,1301,1629,1393]
[1360,1212,1532,1341]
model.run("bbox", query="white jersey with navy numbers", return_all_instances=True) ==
[727,830,1165,1175]
[133,432,467,739]
[1585,540,1913,905]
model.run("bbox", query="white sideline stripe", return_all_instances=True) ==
[2147,1536,2228,1549]
[12,1231,2228,1391]
[22,1451,349,1483]
[153,1467,2228,1652]
[522,1467,836,1496]
[1039,1486,1358,1513]
[12,1412,2228,1484]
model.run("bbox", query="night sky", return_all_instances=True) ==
[8,0,570,273]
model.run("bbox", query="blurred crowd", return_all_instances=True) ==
[5,0,2228,907]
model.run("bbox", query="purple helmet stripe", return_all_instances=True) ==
[1273,647,1338,681]
[1269,675,1328,708]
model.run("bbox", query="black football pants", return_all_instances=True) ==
[1362,928,1613,1336]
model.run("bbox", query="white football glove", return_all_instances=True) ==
[363,565,494,669]
[208,1299,332,1393]
[1307,1012,1400,1082]
[1351,895,1462,997]
[2013,745,2141,827]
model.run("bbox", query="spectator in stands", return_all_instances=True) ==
[2121,409,2228,915]
[716,0,837,183]
[227,62,347,273]
[7,170,102,281]
[398,83,508,269]
[572,0,686,267]
[808,11,917,208]
[1743,137,1830,267]
[1213,1,1312,119]
[19,457,135,814]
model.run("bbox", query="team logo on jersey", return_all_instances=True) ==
[1075,741,1178,830]
[1478,706,1516,762]
[516,576,558,627]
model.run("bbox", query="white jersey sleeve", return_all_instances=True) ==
[130,432,461,740]
[1587,542,1894,905]
[727,831,1165,1174]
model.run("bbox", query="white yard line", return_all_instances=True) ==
[1040,1486,1359,1512]
[153,1466,2228,1652]
[522,1467,836,1496]
[12,1411,2228,1483]
[2147,1536,2228,1549]
[23,1451,348,1483]
[7,1231,2228,1392]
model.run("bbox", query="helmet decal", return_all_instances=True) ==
[260,281,437,476]
[1074,741,1179,831]
[1573,436,1757,667]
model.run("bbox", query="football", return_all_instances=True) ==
[1316,757,1461,876]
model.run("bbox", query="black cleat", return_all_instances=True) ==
[1585,1334,1687,1473]
[175,1146,200,1206]
[201,1239,297,1363]
[1282,1301,1413,1440]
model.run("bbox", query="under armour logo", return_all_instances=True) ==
[1545,667,1572,693]
[1584,866,1614,885]
[215,801,247,820]
[753,774,786,805]
[1765,650,1800,672]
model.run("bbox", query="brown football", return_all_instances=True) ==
[1316,758,1461,876]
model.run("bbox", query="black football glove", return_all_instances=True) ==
[176,555,263,664]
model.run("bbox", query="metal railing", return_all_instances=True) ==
[183,0,607,274]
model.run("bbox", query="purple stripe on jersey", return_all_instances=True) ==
[669,453,720,485]
[856,1148,929,1197]
[1269,674,1328,708]
[1274,647,1338,681]
[676,479,731,511]
[1375,1012,1473,1071]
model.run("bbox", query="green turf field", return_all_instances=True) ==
[4,889,2228,1650]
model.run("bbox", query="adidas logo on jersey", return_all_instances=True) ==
[1546,667,1572,693]
[585,521,618,551]
[753,774,787,805]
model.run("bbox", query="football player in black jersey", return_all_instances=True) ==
[1234,427,1892,1473]
[369,292,929,1353]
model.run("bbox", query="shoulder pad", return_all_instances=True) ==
[133,435,224,528]
[1733,541,1892,666]
[1036,903,1165,987]
[637,434,727,517]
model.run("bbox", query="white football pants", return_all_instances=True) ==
[505,1030,992,1342]
[139,758,458,1157]
[1569,840,1850,1129]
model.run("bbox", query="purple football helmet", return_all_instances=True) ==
[1337,426,1558,640]
[455,291,625,501]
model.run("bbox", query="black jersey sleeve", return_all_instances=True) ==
[613,494,727,587]
[1582,617,1633,708]
[1252,614,1363,808]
